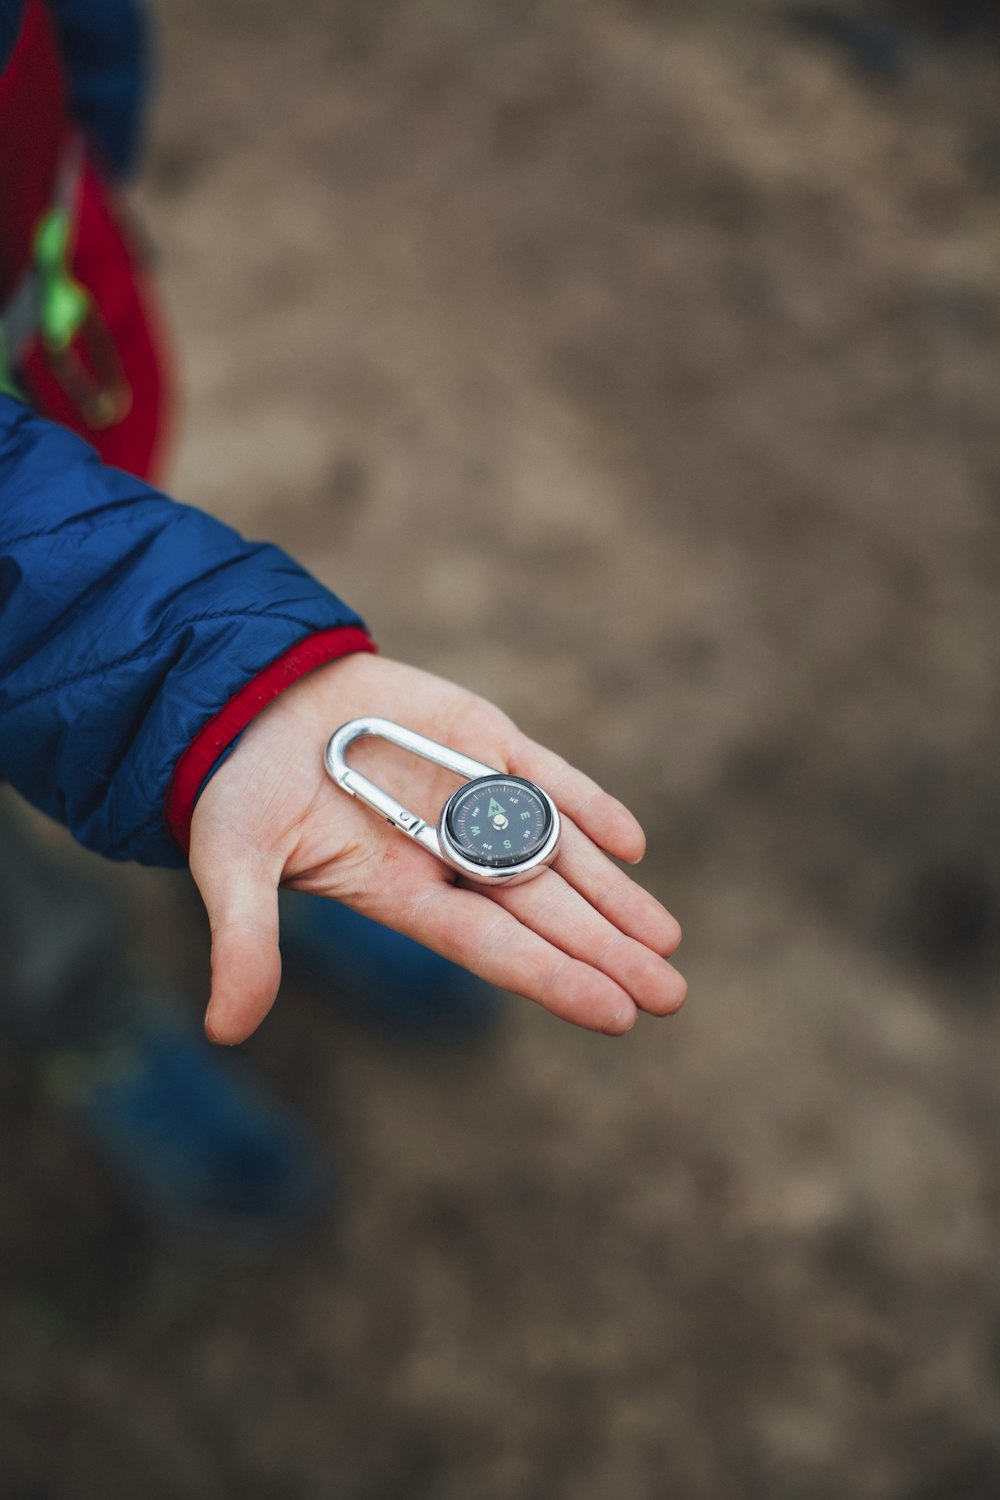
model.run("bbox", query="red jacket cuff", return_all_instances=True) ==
[164,624,374,856]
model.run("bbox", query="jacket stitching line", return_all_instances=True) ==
[1,500,166,549]
[1,609,341,710]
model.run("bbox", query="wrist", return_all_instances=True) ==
[165,626,375,857]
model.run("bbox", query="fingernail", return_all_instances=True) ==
[204,1005,232,1046]
[666,970,688,1010]
[609,1005,638,1035]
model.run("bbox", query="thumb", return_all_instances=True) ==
[191,839,282,1046]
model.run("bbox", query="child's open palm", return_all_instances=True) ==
[190,652,686,1043]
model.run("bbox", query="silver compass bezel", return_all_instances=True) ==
[438,775,561,886]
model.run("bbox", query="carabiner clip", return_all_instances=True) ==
[325,718,560,885]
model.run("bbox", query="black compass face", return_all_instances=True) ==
[444,776,553,869]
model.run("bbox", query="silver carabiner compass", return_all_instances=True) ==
[325,718,561,886]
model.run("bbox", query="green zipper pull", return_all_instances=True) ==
[35,207,89,352]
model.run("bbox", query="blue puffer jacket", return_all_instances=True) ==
[0,3,370,866]
[0,397,368,866]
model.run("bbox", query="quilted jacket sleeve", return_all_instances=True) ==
[0,394,371,866]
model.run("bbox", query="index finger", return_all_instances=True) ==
[553,817,682,956]
[507,737,646,865]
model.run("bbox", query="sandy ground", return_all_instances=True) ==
[2,2,1000,1496]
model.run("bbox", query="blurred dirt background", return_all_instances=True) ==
[3,1,1000,1496]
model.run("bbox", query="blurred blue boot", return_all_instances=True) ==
[279,891,504,1043]
[0,796,328,1245]
[41,996,328,1244]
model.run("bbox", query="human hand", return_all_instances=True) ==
[190,652,686,1043]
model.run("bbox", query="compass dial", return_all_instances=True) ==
[444,776,553,869]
